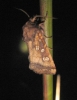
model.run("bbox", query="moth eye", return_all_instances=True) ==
[36,46,39,50]
[41,49,44,52]
[43,57,49,61]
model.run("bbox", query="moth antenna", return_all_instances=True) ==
[15,7,30,18]
[44,35,52,38]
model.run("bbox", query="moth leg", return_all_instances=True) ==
[44,35,52,38]
[48,47,53,50]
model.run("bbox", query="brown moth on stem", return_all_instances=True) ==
[20,9,56,74]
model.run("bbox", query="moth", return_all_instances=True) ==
[19,9,56,74]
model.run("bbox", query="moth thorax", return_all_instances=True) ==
[36,46,39,50]
[43,57,49,61]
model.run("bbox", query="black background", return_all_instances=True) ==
[0,0,76,100]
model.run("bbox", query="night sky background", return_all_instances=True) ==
[1,0,76,100]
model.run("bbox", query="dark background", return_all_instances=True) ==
[0,0,76,100]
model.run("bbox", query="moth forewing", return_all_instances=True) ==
[22,15,56,74]
[27,36,56,74]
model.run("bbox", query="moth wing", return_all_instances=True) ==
[27,31,56,74]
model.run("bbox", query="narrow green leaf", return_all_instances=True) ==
[40,0,53,100]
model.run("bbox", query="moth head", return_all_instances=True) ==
[15,8,48,24]
[29,11,48,24]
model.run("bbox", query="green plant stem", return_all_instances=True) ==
[40,0,53,100]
